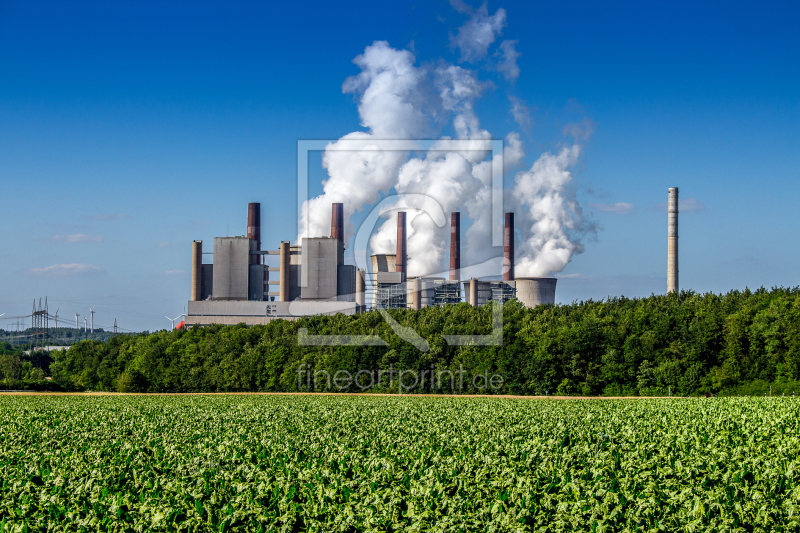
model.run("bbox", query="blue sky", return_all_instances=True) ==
[1,0,798,332]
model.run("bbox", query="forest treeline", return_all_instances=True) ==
[5,287,800,396]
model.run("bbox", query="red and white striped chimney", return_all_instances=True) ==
[450,212,460,281]
[247,202,261,265]
[503,212,514,281]
[396,212,407,282]
[331,203,344,244]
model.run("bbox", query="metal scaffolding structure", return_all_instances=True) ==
[374,281,407,310]
[431,280,462,307]
[491,282,516,304]
[31,298,48,330]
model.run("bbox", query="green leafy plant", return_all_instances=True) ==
[1,395,799,531]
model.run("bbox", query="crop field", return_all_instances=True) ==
[1,396,799,532]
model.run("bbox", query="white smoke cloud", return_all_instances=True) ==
[503,131,524,167]
[298,41,431,242]
[367,64,492,276]
[372,149,485,275]
[459,131,523,268]
[434,64,490,145]
[448,2,506,63]
[512,145,595,277]
[299,3,596,281]
[508,95,532,129]
[341,42,430,138]
[563,118,597,141]
[497,40,520,81]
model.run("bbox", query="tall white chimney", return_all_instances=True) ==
[667,187,679,293]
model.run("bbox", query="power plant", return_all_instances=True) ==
[184,202,558,326]
[185,188,681,326]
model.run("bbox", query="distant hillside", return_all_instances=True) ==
[0,327,132,347]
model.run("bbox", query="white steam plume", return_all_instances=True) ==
[299,2,596,281]
[448,2,507,63]
[297,41,430,242]
[512,145,595,277]
[368,64,491,276]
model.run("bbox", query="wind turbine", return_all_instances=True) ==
[90,307,95,333]
[75,312,80,329]
[166,314,184,330]
[53,309,59,328]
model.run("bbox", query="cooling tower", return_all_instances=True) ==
[371,254,397,273]
[515,278,557,308]
[668,187,679,294]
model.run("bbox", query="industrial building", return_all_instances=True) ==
[183,201,564,326]
[186,203,359,326]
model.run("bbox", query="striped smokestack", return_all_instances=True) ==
[503,212,515,281]
[450,212,460,281]
[247,203,261,265]
[396,212,407,282]
[331,203,344,244]
[667,187,679,293]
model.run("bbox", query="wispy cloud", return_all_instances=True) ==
[449,1,506,63]
[720,256,759,267]
[83,213,131,221]
[508,95,531,129]
[497,40,520,81]
[28,263,103,277]
[558,273,592,279]
[158,242,171,248]
[163,270,186,276]
[563,118,597,141]
[43,234,104,243]
[192,220,210,226]
[653,197,706,213]
[50,223,92,230]
[679,197,706,213]
[589,202,635,215]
